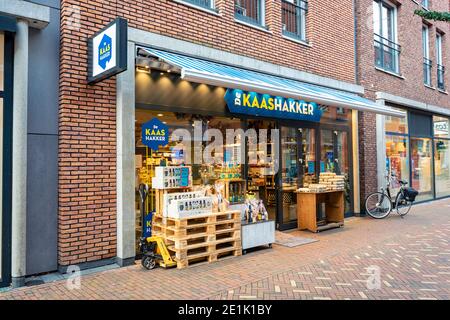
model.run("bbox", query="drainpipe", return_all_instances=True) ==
[353,0,359,84]
[11,19,28,288]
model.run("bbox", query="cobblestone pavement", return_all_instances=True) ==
[1,199,450,300]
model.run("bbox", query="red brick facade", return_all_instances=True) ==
[356,0,450,202]
[58,0,358,266]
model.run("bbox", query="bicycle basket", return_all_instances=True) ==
[404,187,419,202]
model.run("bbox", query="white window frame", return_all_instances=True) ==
[436,33,443,66]
[373,0,399,73]
[174,0,217,14]
[422,24,432,86]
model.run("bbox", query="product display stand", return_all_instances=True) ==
[152,211,242,269]
[296,190,345,233]
[218,178,246,205]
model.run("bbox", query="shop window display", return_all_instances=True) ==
[386,135,410,190]
[411,137,434,201]
[435,139,450,198]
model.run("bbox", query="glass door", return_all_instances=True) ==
[278,127,316,229]
[320,129,352,214]
[280,127,299,227]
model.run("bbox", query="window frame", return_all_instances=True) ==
[234,0,266,27]
[174,0,217,13]
[373,0,400,74]
[281,0,308,42]
[436,32,445,91]
[422,24,432,86]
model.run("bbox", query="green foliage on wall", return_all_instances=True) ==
[414,10,450,22]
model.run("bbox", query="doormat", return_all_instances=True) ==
[275,231,319,248]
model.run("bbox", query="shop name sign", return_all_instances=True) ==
[142,118,169,151]
[88,17,128,84]
[225,89,322,122]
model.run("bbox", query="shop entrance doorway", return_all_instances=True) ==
[277,127,316,230]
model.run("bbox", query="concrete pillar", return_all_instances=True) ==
[11,19,29,288]
[116,41,136,267]
[352,110,361,214]
[376,100,387,192]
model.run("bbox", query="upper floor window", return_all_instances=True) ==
[180,0,215,10]
[436,33,445,91]
[421,0,429,9]
[373,0,400,74]
[235,0,265,26]
[422,24,432,86]
[282,0,308,42]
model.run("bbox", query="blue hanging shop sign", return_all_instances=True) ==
[225,89,323,122]
[142,118,169,151]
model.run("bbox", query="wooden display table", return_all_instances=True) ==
[296,190,345,233]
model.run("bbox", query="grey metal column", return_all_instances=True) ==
[116,40,136,267]
[376,100,387,192]
[11,19,29,288]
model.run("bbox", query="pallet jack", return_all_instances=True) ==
[138,184,177,270]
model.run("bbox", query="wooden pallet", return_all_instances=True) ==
[152,210,242,269]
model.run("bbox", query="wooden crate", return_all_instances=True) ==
[152,210,242,269]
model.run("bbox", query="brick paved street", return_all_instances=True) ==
[1,199,449,300]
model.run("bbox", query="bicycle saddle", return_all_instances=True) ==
[399,180,408,185]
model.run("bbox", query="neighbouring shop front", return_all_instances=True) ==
[385,105,450,202]
[132,46,405,260]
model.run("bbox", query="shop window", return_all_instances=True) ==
[135,110,244,252]
[320,105,352,126]
[385,114,408,134]
[386,135,409,189]
[421,0,429,9]
[281,0,308,42]
[411,137,434,202]
[435,140,450,198]
[373,0,400,74]
[434,116,450,139]
[235,0,264,26]
[423,25,432,86]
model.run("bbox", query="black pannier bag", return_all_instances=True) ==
[404,187,419,202]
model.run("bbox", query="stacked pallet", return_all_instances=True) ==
[152,211,242,269]
[319,173,346,191]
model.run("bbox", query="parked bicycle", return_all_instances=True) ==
[365,174,419,219]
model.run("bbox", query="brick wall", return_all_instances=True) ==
[356,0,450,203]
[59,0,358,266]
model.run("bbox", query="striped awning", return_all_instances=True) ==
[138,47,406,118]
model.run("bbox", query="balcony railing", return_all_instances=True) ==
[235,0,262,26]
[374,34,401,74]
[423,57,432,86]
[282,0,308,41]
[182,0,214,9]
[438,64,445,91]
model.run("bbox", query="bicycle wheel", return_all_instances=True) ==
[395,193,412,216]
[365,192,392,219]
